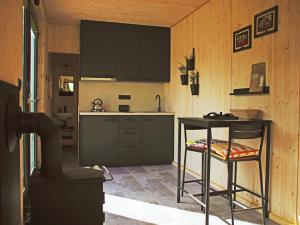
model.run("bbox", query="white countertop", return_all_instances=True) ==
[79,112,175,116]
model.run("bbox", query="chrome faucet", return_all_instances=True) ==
[155,94,161,112]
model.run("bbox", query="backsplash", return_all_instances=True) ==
[79,81,165,112]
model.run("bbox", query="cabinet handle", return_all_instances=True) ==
[144,118,155,121]
[141,78,153,81]
[124,118,137,121]
[105,119,117,122]
[124,145,137,148]
[124,132,136,135]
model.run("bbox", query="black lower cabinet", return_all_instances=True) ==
[80,116,118,166]
[141,116,174,164]
[118,143,141,164]
[79,115,174,166]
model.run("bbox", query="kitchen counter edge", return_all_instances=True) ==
[79,112,175,116]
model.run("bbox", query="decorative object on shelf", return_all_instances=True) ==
[178,63,188,85]
[230,109,263,119]
[189,70,199,95]
[185,48,195,70]
[58,75,74,96]
[249,62,266,92]
[233,25,252,52]
[254,6,278,38]
[230,86,269,95]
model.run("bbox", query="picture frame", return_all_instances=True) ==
[254,6,278,38]
[233,25,252,53]
[249,62,266,93]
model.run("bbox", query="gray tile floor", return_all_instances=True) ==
[62,148,278,225]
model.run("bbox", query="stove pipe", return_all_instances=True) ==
[18,112,63,178]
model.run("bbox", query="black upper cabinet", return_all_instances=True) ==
[80,20,170,82]
[80,20,117,78]
[139,26,170,82]
[116,24,139,81]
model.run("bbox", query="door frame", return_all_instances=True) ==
[22,0,39,199]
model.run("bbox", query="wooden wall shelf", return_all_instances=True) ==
[230,86,270,96]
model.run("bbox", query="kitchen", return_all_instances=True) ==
[0,0,300,225]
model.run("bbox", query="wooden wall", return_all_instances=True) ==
[165,0,300,224]
[0,0,23,85]
[48,23,80,54]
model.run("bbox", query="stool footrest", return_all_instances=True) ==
[179,187,206,208]
[233,206,263,213]
[183,179,203,184]
[232,200,262,213]
[234,184,264,199]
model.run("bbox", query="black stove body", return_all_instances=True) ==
[0,80,105,225]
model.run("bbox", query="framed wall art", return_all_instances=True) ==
[254,6,278,38]
[233,25,252,53]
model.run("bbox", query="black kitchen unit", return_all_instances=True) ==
[116,24,140,81]
[79,115,174,166]
[80,21,117,79]
[139,26,170,82]
[80,20,170,82]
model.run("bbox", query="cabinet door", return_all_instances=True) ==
[80,21,117,78]
[116,24,139,81]
[141,116,174,163]
[80,116,118,166]
[139,26,170,82]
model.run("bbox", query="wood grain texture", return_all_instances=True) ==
[48,23,80,54]
[0,0,23,85]
[231,1,300,224]
[43,0,210,27]
[166,0,300,224]
[164,0,232,187]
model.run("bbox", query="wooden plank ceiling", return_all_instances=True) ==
[43,0,210,27]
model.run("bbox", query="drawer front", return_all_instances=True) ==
[119,117,140,128]
[118,143,141,163]
[119,129,140,142]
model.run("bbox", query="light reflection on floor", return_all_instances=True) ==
[104,194,260,225]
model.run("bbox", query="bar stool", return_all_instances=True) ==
[181,125,207,210]
[203,122,266,225]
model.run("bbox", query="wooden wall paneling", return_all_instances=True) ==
[0,0,23,85]
[189,0,232,185]
[231,0,299,224]
[43,0,210,27]
[269,1,299,222]
[164,15,194,163]
[293,0,300,223]
[168,0,300,224]
[231,0,272,208]
[48,23,80,54]
[297,0,300,222]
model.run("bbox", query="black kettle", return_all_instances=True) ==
[91,98,105,112]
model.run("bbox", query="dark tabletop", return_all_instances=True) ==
[178,117,272,128]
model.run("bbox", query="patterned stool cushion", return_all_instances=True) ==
[187,139,258,160]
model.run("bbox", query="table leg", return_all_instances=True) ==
[205,128,212,225]
[265,123,271,218]
[177,121,182,203]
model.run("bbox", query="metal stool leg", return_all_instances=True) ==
[233,162,237,209]
[228,163,235,225]
[200,152,205,212]
[181,148,188,197]
[258,159,266,225]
